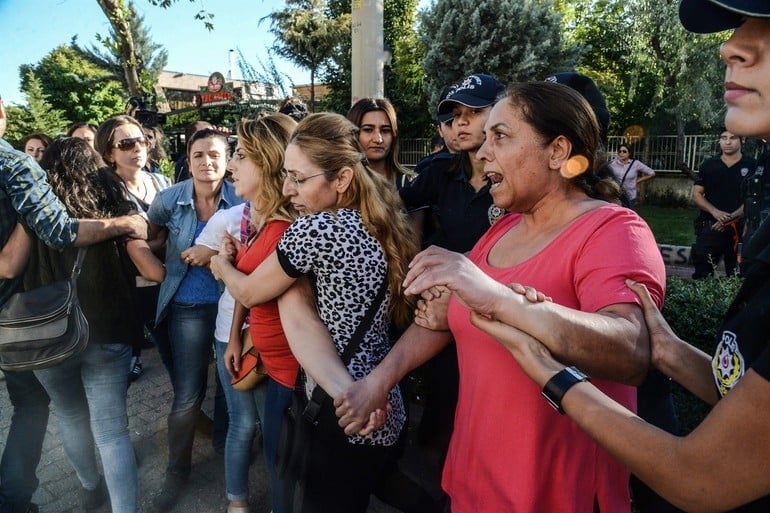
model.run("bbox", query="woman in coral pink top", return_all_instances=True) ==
[334,82,666,513]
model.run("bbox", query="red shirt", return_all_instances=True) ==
[235,220,298,388]
[442,205,665,513]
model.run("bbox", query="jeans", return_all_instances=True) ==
[34,343,136,513]
[214,342,270,504]
[0,370,49,513]
[165,302,218,476]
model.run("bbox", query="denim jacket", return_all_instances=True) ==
[148,179,243,324]
[0,139,79,306]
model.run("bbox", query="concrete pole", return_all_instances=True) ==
[351,0,385,106]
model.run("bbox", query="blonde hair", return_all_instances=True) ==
[236,113,297,228]
[290,113,419,326]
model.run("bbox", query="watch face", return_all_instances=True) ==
[565,366,588,381]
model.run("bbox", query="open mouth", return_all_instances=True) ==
[485,171,503,188]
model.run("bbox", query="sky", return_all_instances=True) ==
[0,0,433,107]
[0,0,305,106]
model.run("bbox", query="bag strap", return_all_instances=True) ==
[620,159,636,185]
[302,272,389,424]
[70,248,88,281]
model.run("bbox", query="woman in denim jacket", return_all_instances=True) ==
[147,128,242,511]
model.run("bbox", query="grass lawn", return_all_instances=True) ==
[636,204,697,246]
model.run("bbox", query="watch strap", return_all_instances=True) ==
[542,366,590,414]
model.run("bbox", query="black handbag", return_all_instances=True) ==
[0,248,89,371]
[276,274,388,483]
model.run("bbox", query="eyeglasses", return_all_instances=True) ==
[280,168,326,187]
[618,149,629,154]
[114,136,149,151]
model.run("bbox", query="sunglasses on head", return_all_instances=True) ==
[114,136,148,151]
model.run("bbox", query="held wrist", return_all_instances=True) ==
[542,366,590,414]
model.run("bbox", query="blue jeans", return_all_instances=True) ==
[34,343,136,513]
[165,302,218,475]
[214,341,267,503]
[0,370,49,513]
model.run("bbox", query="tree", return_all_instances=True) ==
[95,0,143,97]
[260,0,351,112]
[75,2,168,100]
[19,45,126,125]
[4,71,69,144]
[419,0,579,109]
[626,0,725,149]
[560,0,725,146]
[322,0,433,138]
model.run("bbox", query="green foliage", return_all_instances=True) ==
[260,0,350,111]
[323,0,433,138]
[419,0,579,109]
[636,205,696,246]
[156,158,175,182]
[663,275,743,432]
[74,3,169,98]
[4,71,69,143]
[237,49,292,100]
[559,0,726,136]
[19,45,126,125]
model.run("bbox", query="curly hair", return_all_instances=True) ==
[502,82,621,203]
[289,113,419,326]
[38,137,133,219]
[236,113,297,229]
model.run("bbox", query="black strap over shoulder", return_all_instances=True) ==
[620,159,636,185]
[302,273,389,425]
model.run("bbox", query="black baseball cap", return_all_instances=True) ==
[544,72,610,141]
[437,73,505,118]
[679,0,770,33]
[436,85,456,123]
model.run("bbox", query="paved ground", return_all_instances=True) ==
[0,347,444,513]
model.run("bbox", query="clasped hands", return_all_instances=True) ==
[333,246,551,436]
[208,232,240,280]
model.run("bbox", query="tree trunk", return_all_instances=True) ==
[310,68,316,113]
[96,0,142,98]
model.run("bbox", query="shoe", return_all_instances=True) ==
[80,477,108,511]
[129,357,143,383]
[152,472,188,512]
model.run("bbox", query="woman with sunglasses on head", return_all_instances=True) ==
[399,2,770,512]
[26,137,144,513]
[146,127,242,511]
[95,115,172,382]
[608,144,655,208]
[210,112,419,513]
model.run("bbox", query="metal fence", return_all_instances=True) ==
[399,135,767,172]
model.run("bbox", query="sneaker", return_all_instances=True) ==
[152,472,188,512]
[129,357,143,383]
[80,477,108,511]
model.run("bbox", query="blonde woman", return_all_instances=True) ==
[210,112,419,513]
[214,113,297,513]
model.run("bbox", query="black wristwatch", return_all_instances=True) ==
[542,366,590,414]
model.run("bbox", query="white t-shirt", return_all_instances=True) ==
[195,203,247,342]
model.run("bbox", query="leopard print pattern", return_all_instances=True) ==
[277,208,405,446]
